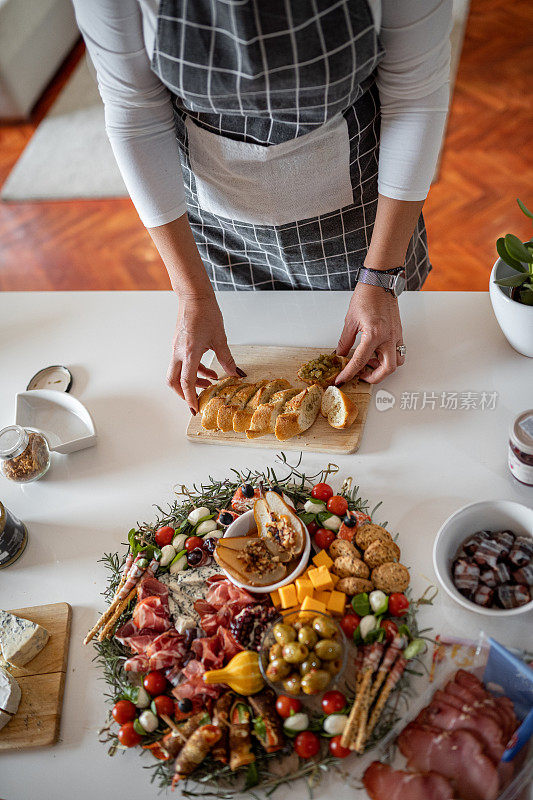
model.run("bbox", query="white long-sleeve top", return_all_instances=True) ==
[73,0,451,228]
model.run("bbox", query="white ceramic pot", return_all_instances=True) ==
[489,258,533,357]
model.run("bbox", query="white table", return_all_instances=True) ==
[0,291,531,800]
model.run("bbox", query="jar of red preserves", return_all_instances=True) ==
[508,410,533,487]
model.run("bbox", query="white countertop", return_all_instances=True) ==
[0,291,531,800]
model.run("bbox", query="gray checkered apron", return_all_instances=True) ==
[151,0,431,291]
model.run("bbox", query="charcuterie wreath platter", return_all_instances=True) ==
[84,456,523,798]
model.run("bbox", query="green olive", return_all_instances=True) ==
[315,639,342,661]
[300,655,321,676]
[269,643,283,662]
[325,658,343,676]
[273,623,297,646]
[312,615,338,639]
[301,669,331,695]
[282,642,309,664]
[292,620,305,631]
[282,673,302,695]
[265,658,291,681]
[298,626,318,649]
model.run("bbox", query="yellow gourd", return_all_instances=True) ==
[203,651,264,695]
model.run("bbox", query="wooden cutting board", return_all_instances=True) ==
[0,602,71,750]
[187,346,373,454]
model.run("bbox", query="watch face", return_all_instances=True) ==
[392,273,406,297]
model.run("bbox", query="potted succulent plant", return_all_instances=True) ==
[489,199,533,357]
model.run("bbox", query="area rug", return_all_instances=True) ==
[1,0,469,202]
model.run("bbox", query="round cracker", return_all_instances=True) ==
[333,556,370,579]
[336,577,374,595]
[364,539,401,569]
[355,523,392,551]
[329,539,360,560]
[371,562,410,593]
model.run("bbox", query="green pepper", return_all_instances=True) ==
[351,593,371,617]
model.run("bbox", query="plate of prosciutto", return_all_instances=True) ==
[84,457,532,798]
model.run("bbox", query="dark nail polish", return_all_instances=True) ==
[189,407,197,416]
[236,368,247,377]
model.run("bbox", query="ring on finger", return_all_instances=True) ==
[396,343,407,358]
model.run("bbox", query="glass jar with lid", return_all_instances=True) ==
[0,425,51,483]
[508,410,533,487]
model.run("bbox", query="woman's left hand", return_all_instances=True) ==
[334,282,405,384]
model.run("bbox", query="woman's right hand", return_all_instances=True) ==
[167,293,243,413]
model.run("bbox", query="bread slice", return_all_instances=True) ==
[198,376,241,413]
[297,354,349,387]
[246,388,300,439]
[216,381,267,432]
[233,379,291,432]
[320,385,358,429]
[201,382,243,430]
[275,384,323,441]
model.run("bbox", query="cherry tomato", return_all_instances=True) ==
[112,699,136,725]
[307,520,319,537]
[294,730,320,759]
[321,690,347,715]
[339,613,361,639]
[313,528,336,550]
[329,735,351,758]
[275,695,302,719]
[381,619,399,643]
[118,721,142,747]
[327,496,348,516]
[311,483,334,502]
[154,526,175,547]
[152,695,175,717]
[143,671,167,695]
[388,593,409,618]
[185,536,204,552]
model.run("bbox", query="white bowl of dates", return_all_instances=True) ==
[215,491,310,593]
[259,610,347,698]
[433,500,533,616]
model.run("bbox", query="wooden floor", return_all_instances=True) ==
[0,0,532,292]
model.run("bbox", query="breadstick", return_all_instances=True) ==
[368,633,405,704]
[341,642,383,749]
[362,656,407,747]
[98,585,138,640]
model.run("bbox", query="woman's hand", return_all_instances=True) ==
[335,283,405,385]
[167,293,243,413]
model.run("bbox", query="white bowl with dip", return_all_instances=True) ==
[220,509,310,594]
[433,500,533,617]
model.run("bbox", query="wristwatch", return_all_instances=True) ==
[354,266,406,298]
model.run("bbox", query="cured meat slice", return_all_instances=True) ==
[115,620,157,654]
[452,671,518,738]
[146,630,191,671]
[433,689,503,731]
[417,699,505,763]
[363,761,454,800]
[397,724,499,800]
[171,659,221,707]
[191,636,225,671]
[124,654,150,672]
[132,596,171,633]
[137,575,169,605]
[204,580,256,613]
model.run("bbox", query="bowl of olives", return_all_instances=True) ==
[259,611,347,697]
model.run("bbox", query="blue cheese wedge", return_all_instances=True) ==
[160,563,220,630]
[0,668,21,720]
[0,709,13,731]
[0,610,49,668]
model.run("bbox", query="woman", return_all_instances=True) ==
[74,0,451,412]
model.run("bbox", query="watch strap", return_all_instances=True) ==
[356,267,396,292]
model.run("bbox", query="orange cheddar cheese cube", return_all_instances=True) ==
[282,606,300,624]
[308,565,334,591]
[315,590,332,606]
[330,572,340,587]
[312,549,334,570]
[278,584,297,609]
[270,589,281,609]
[295,578,314,604]
[300,595,327,616]
[327,590,346,616]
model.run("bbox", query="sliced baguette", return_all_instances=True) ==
[233,379,291,432]
[201,382,243,430]
[320,385,358,429]
[216,381,267,432]
[275,384,323,441]
[198,376,241,413]
[246,388,300,439]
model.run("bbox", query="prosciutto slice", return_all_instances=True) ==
[132,596,171,633]
[124,654,150,672]
[171,660,221,707]
[137,575,169,605]
[195,579,256,635]
[397,724,499,800]
[115,620,157,654]
[417,699,505,764]
[445,680,516,741]
[363,762,454,800]
[146,630,191,671]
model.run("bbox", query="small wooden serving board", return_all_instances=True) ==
[0,602,71,750]
[187,346,372,454]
